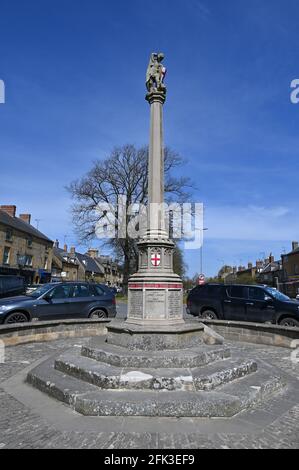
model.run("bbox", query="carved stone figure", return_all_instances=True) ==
[146,52,167,94]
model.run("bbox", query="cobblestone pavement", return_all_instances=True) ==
[0,337,298,449]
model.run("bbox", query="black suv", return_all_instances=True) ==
[187,283,299,327]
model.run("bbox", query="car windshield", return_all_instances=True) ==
[265,287,291,302]
[27,284,53,298]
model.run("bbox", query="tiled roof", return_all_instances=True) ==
[53,247,79,265]
[76,252,105,274]
[0,209,53,243]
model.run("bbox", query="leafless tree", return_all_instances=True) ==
[67,144,194,288]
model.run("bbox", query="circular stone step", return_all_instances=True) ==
[54,349,257,392]
[81,339,231,369]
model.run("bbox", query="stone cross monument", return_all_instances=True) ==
[127,53,184,326]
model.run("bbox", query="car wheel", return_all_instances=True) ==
[201,310,218,320]
[279,317,299,328]
[89,309,107,319]
[4,312,29,324]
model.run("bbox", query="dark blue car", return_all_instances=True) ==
[0,282,116,324]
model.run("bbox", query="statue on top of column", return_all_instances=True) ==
[146,52,167,95]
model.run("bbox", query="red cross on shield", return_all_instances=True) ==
[151,252,161,267]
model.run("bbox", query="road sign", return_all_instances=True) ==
[198,274,205,285]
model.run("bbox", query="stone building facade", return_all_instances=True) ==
[50,244,123,287]
[51,242,79,282]
[0,205,53,284]
[281,242,299,297]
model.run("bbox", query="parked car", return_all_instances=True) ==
[109,286,118,295]
[187,283,299,327]
[26,284,43,295]
[0,282,116,324]
[0,276,25,299]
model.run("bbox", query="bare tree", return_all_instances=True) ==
[67,144,194,288]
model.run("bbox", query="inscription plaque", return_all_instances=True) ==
[129,290,143,318]
[168,290,182,318]
[145,290,166,318]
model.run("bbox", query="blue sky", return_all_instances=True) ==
[0,0,298,277]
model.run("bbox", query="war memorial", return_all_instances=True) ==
[0,54,298,449]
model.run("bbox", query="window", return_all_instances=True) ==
[72,284,91,298]
[93,285,105,296]
[25,255,33,267]
[207,285,223,296]
[265,287,291,302]
[228,286,246,299]
[248,287,266,301]
[5,229,13,241]
[27,238,33,248]
[196,285,208,296]
[3,247,10,265]
[49,285,73,299]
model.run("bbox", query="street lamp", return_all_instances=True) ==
[200,228,208,275]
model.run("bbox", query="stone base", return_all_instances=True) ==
[27,344,284,418]
[107,320,211,350]
[26,321,286,418]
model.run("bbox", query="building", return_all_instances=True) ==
[218,265,233,280]
[0,205,53,284]
[256,258,283,288]
[74,248,105,283]
[51,242,79,282]
[93,252,123,287]
[281,242,299,298]
[50,241,123,287]
[224,259,270,285]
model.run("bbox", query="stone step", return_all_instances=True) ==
[26,357,285,417]
[219,369,286,411]
[81,337,231,369]
[55,349,257,392]
[106,321,206,351]
[193,359,258,391]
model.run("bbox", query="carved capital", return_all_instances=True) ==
[146,91,166,105]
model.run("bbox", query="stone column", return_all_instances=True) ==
[146,92,167,238]
[127,56,184,326]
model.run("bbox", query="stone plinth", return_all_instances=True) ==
[107,321,208,350]
[127,238,184,325]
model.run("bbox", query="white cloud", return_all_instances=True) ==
[205,204,298,241]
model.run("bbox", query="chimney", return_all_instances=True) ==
[248,262,253,269]
[64,244,68,252]
[292,241,299,252]
[269,255,275,263]
[256,260,263,269]
[70,246,76,255]
[54,239,59,248]
[87,248,99,259]
[0,205,16,218]
[19,214,31,224]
